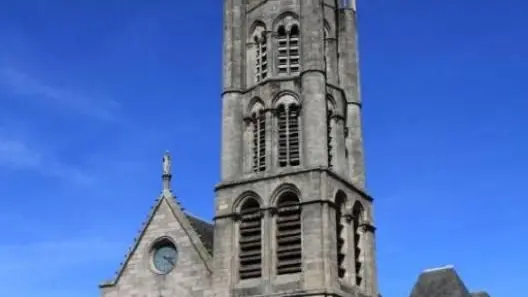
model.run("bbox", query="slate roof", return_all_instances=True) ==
[470,292,490,297]
[184,212,214,254]
[408,266,490,297]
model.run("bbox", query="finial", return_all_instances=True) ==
[162,151,172,192]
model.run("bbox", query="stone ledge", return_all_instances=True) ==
[215,166,373,202]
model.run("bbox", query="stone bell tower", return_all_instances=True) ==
[213,0,378,297]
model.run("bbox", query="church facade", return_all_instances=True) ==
[98,1,490,297]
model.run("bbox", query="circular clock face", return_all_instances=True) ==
[152,244,178,274]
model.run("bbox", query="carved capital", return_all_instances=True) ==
[243,116,254,125]
[343,213,354,223]
[263,108,276,115]
[359,222,376,233]
[331,113,346,122]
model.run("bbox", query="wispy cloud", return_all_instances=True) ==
[0,135,93,184]
[0,67,120,121]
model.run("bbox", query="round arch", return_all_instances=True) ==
[272,11,300,33]
[270,183,302,206]
[232,191,264,213]
[272,90,301,107]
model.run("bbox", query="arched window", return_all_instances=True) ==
[277,99,300,168]
[335,192,347,278]
[276,192,302,275]
[277,24,300,75]
[255,34,268,82]
[352,201,364,286]
[251,107,266,172]
[249,22,267,85]
[239,198,262,280]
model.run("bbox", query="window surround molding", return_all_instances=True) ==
[272,13,301,77]
[247,21,269,86]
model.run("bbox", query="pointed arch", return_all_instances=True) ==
[248,20,267,41]
[274,186,302,275]
[247,97,265,115]
[352,201,365,222]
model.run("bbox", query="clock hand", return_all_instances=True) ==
[163,255,175,265]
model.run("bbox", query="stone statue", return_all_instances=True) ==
[162,152,171,175]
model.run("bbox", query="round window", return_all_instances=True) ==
[151,239,178,274]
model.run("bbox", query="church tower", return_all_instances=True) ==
[98,2,493,297]
[214,1,378,297]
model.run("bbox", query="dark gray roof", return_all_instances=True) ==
[470,292,490,297]
[185,212,214,254]
[409,266,471,297]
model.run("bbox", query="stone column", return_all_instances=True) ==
[301,202,326,290]
[212,214,235,297]
[300,0,327,168]
[338,8,366,188]
[262,208,272,293]
[242,117,253,174]
[221,0,245,180]
[360,223,378,297]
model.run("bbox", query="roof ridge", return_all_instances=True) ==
[423,264,455,273]
[184,210,213,224]
[100,196,163,287]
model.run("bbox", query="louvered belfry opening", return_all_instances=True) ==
[335,194,347,278]
[327,108,334,168]
[277,103,300,168]
[239,198,262,280]
[252,110,266,172]
[352,202,364,286]
[255,34,268,82]
[277,24,300,75]
[276,192,302,275]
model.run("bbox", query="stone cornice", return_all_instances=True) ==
[214,199,337,222]
[215,166,373,202]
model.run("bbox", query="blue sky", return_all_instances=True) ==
[0,0,526,296]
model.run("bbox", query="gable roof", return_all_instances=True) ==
[409,265,471,297]
[99,192,214,288]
